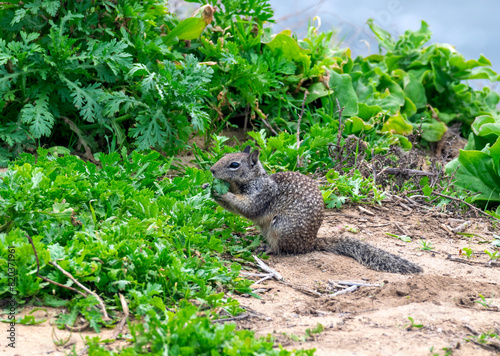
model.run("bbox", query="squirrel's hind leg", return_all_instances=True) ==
[267,215,316,254]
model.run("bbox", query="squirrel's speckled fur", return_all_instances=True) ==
[210,146,422,274]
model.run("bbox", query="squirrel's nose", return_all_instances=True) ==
[210,168,215,175]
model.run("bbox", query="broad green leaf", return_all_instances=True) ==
[402,96,417,117]
[162,17,209,45]
[415,119,448,142]
[450,53,491,70]
[263,32,311,72]
[438,112,457,124]
[489,136,500,163]
[447,149,500,203]
[381,112,413,135]
[328,69,358,117]
[305,82,333,104]
[47,146,71,156]
[471,115,500,137]
[457,67,500,81]
[344,116,373,134]
[403,72,426,109]
[357,103,383,121]
[365,69,405,114]
[393,134,413,149]
[367,19,395,51]
[485,90,500,109]
[396,21,431,50]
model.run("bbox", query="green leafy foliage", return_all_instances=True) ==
[446,137,500,204]
[0,149,316,352]
[323,170,386,209]
[83,305,314,355]
[406,316,424,329]
[0,150,286,342]
[126,55,214,150]
[0,308,47,325]
[186,0,274,29]
[0,0,214,163]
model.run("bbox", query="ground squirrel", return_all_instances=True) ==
[210,146,422,274]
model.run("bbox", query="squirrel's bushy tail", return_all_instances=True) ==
[317,236,422,274]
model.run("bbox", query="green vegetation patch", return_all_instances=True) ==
[0,150,314,353]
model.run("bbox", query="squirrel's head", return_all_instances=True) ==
[210,146,267,185]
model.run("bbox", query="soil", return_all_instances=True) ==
[233,203,500,356]
[3,202,499,356]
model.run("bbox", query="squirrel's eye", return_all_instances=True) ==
[229,162,240,169]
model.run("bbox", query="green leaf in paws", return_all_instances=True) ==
[213,179,230,195]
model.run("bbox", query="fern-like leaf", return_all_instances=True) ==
[20,91,54,138]
[42,0,60,17]
[101,91,142,116]
[88,39,133,75]
[63,78,103,123]
[129,110,168,150]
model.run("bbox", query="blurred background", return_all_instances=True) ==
[270,0,499,79]
[174,0,500,91]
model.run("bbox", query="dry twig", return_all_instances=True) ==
[213,313,253,323]
[328,285,358,297]
[336,281,380,287]
[25,234,110,321]
[358,206,375,216]
[25,234,86,298]
[433,192,498,221]
[50,261,110,321]
[296,90,309,168]
[326,280,380,297]
[65,320,90,332]
[394,222,411,237]
[447,255,500,268]
[280,281,322,297]
[253,255,283,281]
[112,293,130,339]
[450,221,471,233]
[383,168,437,177]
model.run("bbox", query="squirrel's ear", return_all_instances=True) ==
[243,145,251,154]
[248,149,260,166]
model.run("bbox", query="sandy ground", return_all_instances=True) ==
[234,203,500,356]
[1,202,499,355]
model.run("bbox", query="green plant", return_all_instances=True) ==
[323,169,386,208]
[305,323,325,339]
[461,247,474,259]
[283,323,324,343]
[0,308,47,325]
[419,240,434,250]
[406,316,423,329]
[475,294,496,309]
[387,233,412,243]
[430,345,454,356]
[466,330,499,349]
[0,149,276,344]
[484,249,499,260]
[446,135,500,206]
[83,305,315,355]
[0,0,214,164]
